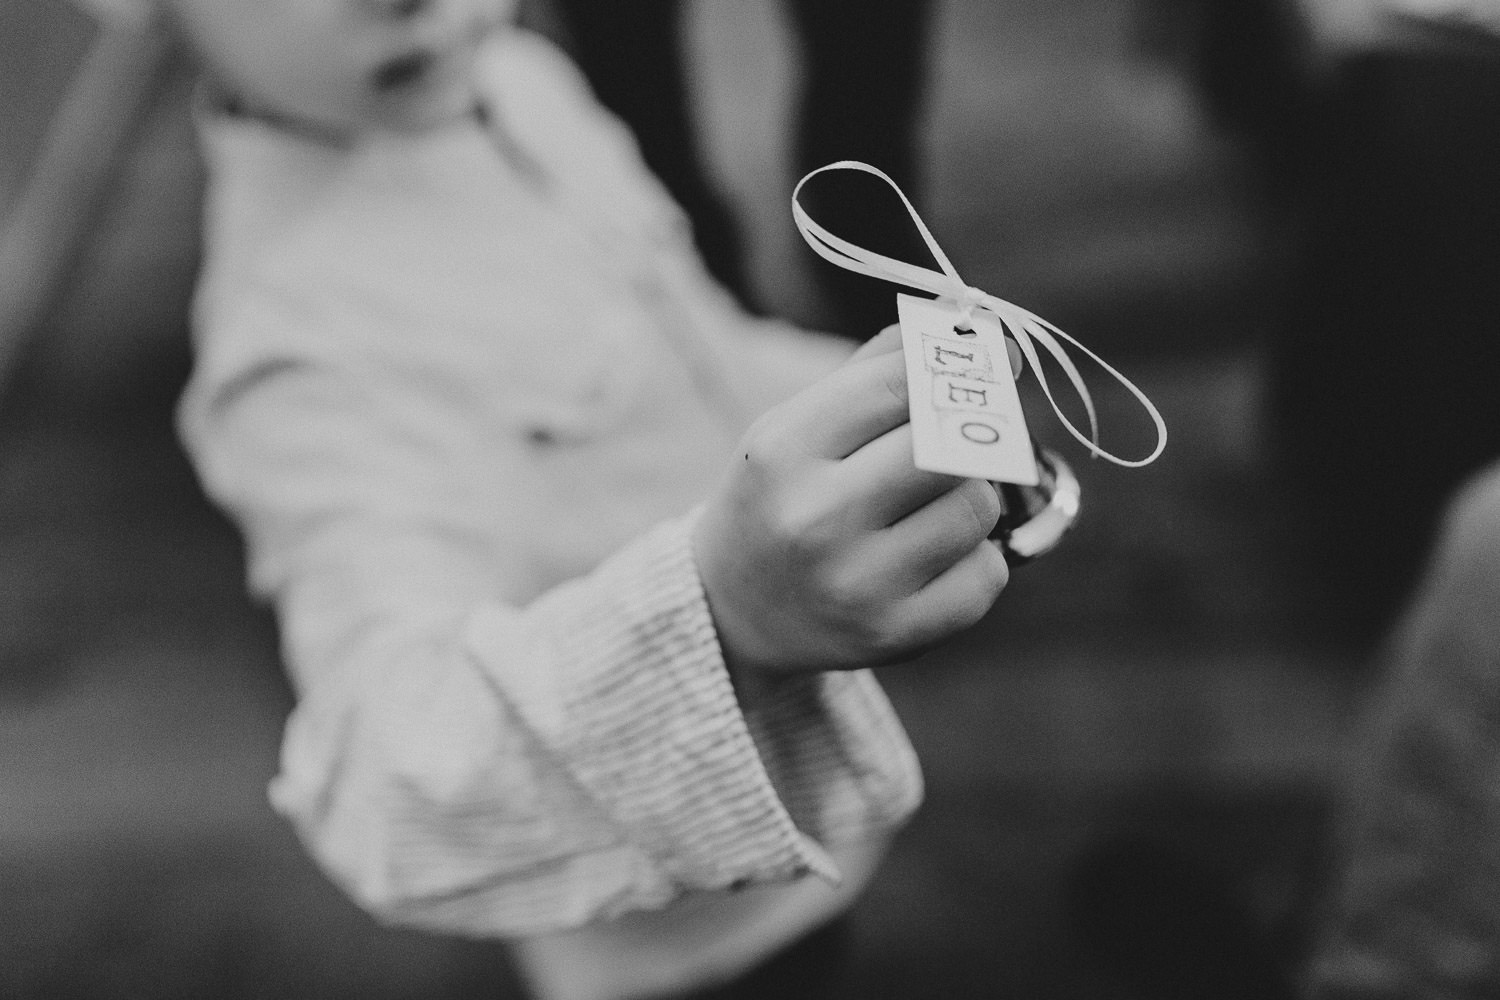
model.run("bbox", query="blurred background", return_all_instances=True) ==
[2,0,1499,996]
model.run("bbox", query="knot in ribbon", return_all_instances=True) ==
[954,283,986,333]
[791,161,1167,468]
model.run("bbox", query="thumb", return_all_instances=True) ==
[847,322,903,364]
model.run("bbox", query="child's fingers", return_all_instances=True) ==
[836,422,969,527]
[846,323,904,364]
[757,348,911,460]
[872,478,1002,588]
[895,539,1010,646]
[888,476,996,578]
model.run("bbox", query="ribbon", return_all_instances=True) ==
[792,161,1167,468]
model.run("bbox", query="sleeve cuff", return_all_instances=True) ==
[738,668,925,848]
[464,513,838,892]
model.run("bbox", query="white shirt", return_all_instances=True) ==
[178,28,923,1000]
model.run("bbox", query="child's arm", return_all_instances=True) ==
[180,317,963,937]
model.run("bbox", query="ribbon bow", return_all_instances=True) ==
[792,161,1166,468]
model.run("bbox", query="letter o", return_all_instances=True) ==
[960,421,1001,445]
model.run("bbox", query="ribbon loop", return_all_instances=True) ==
[791,160,1166,468]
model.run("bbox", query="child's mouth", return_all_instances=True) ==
[371,50,434,92]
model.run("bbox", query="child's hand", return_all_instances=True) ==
[694,325,1010,676]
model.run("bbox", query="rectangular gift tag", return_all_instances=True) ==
[897,292,1040,485]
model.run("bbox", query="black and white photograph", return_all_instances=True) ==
[3,1,1499,997]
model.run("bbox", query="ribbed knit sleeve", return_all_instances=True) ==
[463,514,844,896]
[261,509,919,937]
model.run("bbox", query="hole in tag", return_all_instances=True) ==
[953,325,977,338]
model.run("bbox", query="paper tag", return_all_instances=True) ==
[898,293,1039,485]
